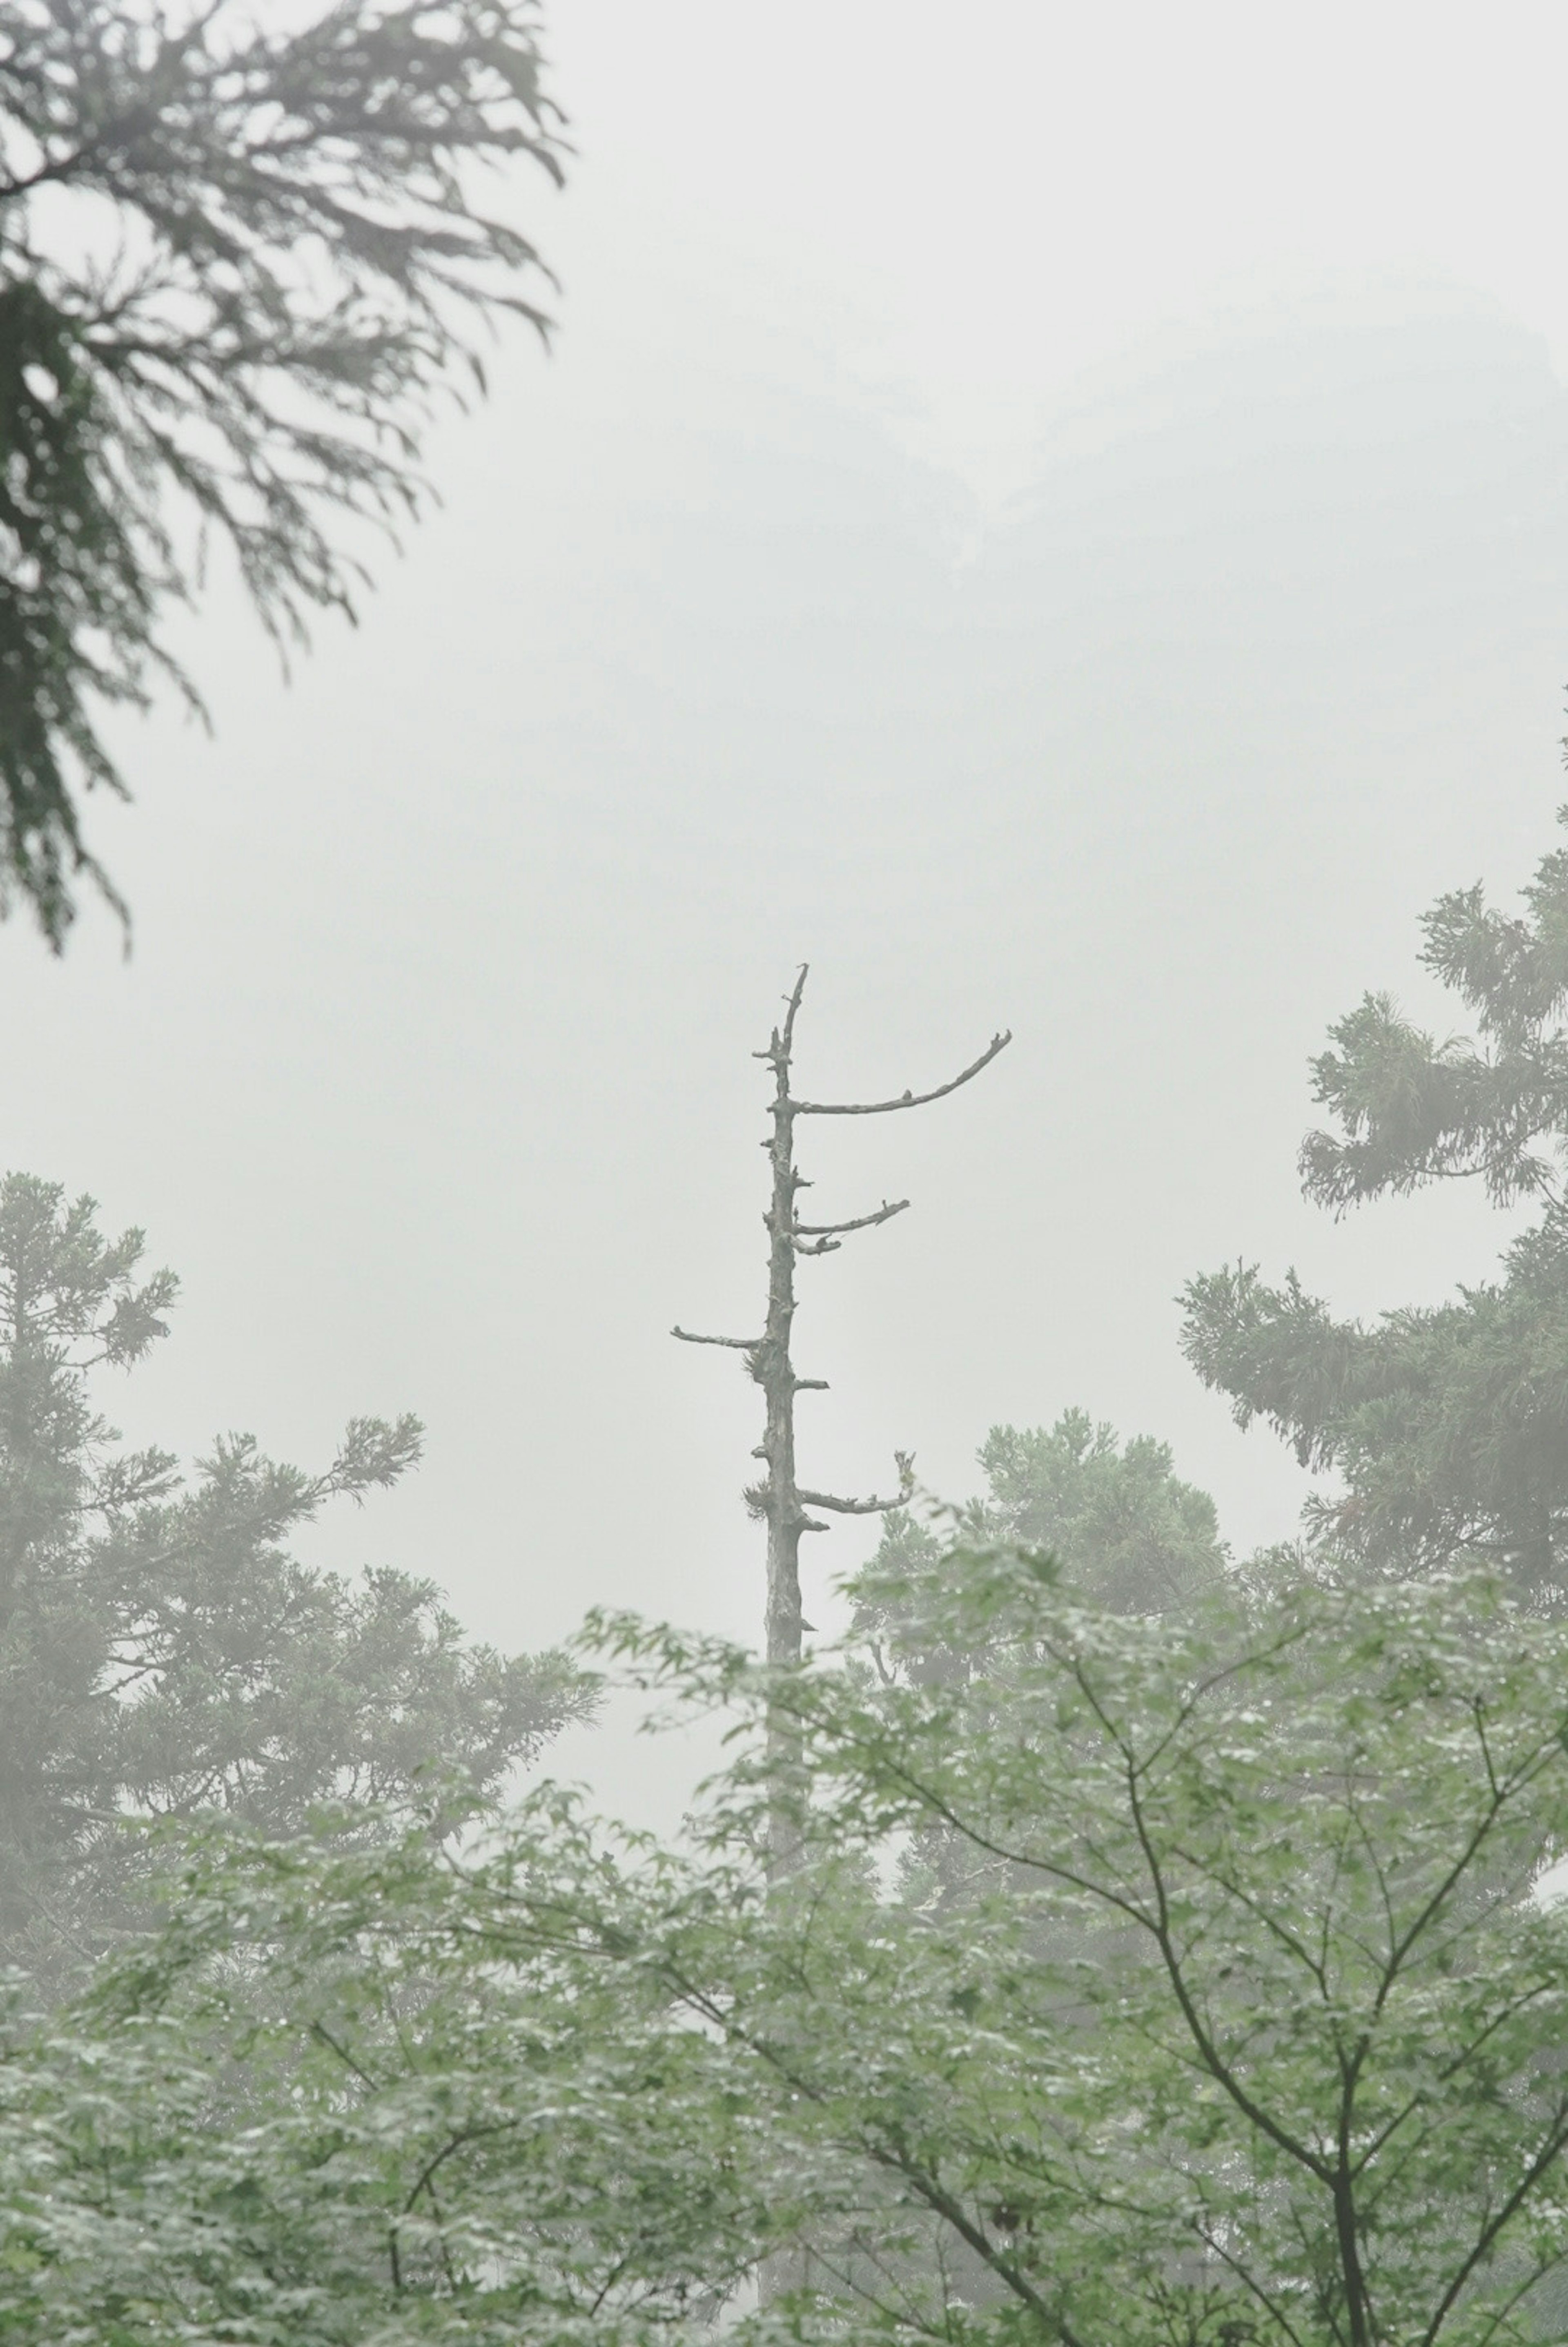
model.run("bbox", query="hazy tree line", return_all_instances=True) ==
[7,4,1568,2343]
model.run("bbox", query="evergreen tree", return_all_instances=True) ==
[0,0,564,944]
[975,1410,1227,1611]
[0,1170,590,1977]
[1181,806,1568,1596]
[859,1406,1227,1681]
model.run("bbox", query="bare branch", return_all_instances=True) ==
[754,964,811,1069]
[781,964,809,1055]
[681,964,1002,1847]
[795,1199,910,1241]
[799,1492,899,1515]
[793,1029,1011,1117]
[800,1451,915,1517]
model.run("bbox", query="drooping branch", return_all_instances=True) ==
[793,1030,1012,1118]
[0,0,568,946]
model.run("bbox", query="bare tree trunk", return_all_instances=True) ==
[676,969,1009,2298]
[757,973,811,1682]
[676,967,1009,1868]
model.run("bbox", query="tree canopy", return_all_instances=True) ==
[1183,809,1568,1597]
[0,0,564,944]
[0,1169,590,1980]
[860,1407,1227,1694]
[973,1409,1227,1612]
[10,1547,1568,2347]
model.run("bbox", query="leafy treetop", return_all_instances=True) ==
[860,1406,1227,1686]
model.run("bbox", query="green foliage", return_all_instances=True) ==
[17,1553,1568,2347]
[860,1408,1227,1690]
[1298,814,1568,1211]
[604,1555,1568,2347]
[0,0,564,944]
[0,1805,767,2346]
[0,1170,591,1979]
[976,1409,1227,1612]
[1183,810,1568,1595]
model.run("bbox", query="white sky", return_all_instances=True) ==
[4,0,1568,1821]
[555,0,1568,496]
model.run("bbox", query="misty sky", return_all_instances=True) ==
[4,1,1568,1816]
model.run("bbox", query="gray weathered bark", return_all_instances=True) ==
[675,966,1009,1869]
[675,970,1008,2304]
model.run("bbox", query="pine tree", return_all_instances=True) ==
[0,1170,590,1978]
[859,1408,1227,1684]
[1181,805,1568,1596]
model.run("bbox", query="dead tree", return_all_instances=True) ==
[678,972,1012,2331]
[674,968,1011,1699]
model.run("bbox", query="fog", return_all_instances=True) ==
[4,0,1567,1820]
